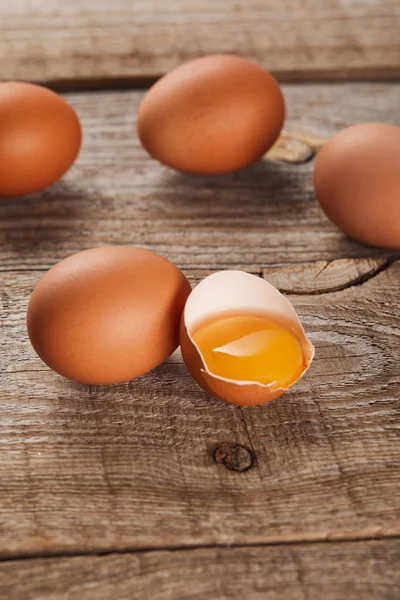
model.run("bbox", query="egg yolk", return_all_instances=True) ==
[192,314,304,388]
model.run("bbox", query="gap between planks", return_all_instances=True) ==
[2,532,400,564]
[37,67,400,95]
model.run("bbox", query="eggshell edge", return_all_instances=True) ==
[180,271,315,406]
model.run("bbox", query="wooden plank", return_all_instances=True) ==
[1,1,400,84]
[2,82,400,272]
[0,540,399,600]
[1,259,399,556]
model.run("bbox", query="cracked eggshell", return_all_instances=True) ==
[180,271,314,406]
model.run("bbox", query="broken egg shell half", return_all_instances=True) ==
[180,271,314,406]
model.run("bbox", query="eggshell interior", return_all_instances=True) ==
[181,271,314,406]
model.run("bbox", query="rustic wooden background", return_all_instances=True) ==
[1,1,400,598]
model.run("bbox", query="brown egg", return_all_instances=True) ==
[0,82,81,197]
[27,247,191,385]
[137,55,285,175]
[314,122,400,248]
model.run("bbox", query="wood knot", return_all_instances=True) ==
[213,442,255,472]
[266,130,327,164]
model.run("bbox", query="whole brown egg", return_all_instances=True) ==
[27,247,191,385]
[314,122,400,248]
[0,81,81,196]
[137,55,285,175]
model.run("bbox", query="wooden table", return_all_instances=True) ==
[1,1,400,598]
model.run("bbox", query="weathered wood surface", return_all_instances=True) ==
[1,540,399,600]
[1,0,400,589]
[1,258,399,556]
[1,0,400,84]
[2,83,400,272]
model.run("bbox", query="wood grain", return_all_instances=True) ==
[1,258,399,557]
[1,0,400,84]
[1,82,400,272]
[263,256,394,295]
[1,540,399,600]
[1,0,400,589]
